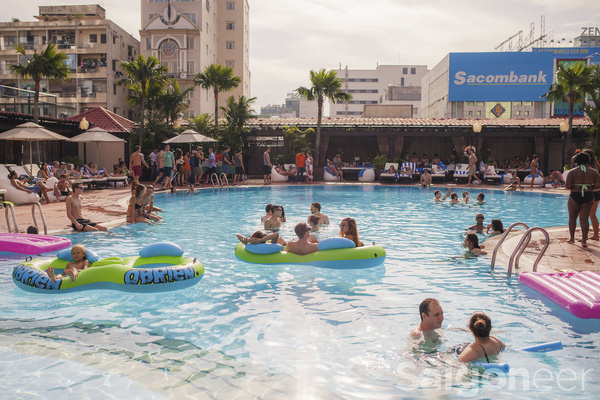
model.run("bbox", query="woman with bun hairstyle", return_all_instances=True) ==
[457,312,505,363]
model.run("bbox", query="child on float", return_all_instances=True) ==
[46,244,89,282]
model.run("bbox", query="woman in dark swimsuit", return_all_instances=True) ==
[566,152,600,248]
[456,312,505,363]
[583,149,600,241]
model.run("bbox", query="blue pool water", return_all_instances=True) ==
[1,185,599,399]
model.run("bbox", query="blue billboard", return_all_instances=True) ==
[448,52,556,102]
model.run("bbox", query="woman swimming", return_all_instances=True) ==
[486,219,504,235]
[464,233,486,255]
[456,312,505,363]
[340,217,363,247]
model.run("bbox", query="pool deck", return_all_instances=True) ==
[1,180,598,274]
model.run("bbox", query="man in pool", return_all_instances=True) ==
[410,298,444,339]
[285,223,319,255]
[476,193,485,204]
[467,213,486,233]
[66,182,108,232]
[264,205,283,230]
[308,202,330,225]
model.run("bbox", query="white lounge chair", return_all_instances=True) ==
[397,162,415,183]
[453,163,469,183]
[483,166,502,185]
[0,164,40,205]
[379,163,399,183]
[431,164,447,183]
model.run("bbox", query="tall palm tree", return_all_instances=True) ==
[543,63,594,161]
[296,69,352,166]
[157,79,193,125]
[119,55,167,146]
[194,64,241,131]
[126,78,166,122]
[220,95,256,149]
[9,43,69,123]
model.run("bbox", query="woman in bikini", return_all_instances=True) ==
[456,312,505,363]
[583,149,600,241]
[339,217,363,247]
[566,152,600,247]
[127,184,152,224]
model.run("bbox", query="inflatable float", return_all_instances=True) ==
[519,271,600,319]
[0,233,71,255]
[12,242,204,293]
[235,238,386,269]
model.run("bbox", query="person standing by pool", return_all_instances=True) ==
[467,214,485,233]
[155,145,174,186]
[467,147,480,186]
[456,312,505,363]
[566,152,600,247]
[306,151,314,183]
[149,148,159,182]
[233,148,245,185]
[309,202,330,225]
[206,148,217,181]
[296,149,306,183]
[583,148,600,241]
[340,218,363,247]
[222,146,232,178]
[285,223,319,255]
[66,182,107,232]
[129,145,149,182]
[529,154,544,189]
[263,147,272,185]
[410,298,444,339]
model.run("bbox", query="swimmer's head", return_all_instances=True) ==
[71,244,86,260]
[469,312,492,338]
[294,222,311,239]
[311,202,321,212]
[477,193,485,201]
[491,219,504,233]
[465,233,480,249]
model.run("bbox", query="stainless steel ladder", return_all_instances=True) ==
[506,227,550,278]
[490,222,529,271]
[3,201,48,235]
[210,172,229,188]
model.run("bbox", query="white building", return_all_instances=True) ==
[330,64,428,118]
[140,0,251,118]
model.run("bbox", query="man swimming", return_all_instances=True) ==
[308,202,330,225]
[467,213,486,233]
[410,298,444,339]
[264,205,283,230]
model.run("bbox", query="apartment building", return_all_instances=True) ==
[0,5,140,120]
[330,64,428,118]
[140,0,251,118]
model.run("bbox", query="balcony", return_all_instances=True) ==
[75,66,108,79]
[79,92,106,103]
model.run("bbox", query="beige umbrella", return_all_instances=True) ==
[163,129,217,152]
[69,126,125,164]
[0,122,70,172]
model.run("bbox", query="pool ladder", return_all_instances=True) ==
[210,173,229,188]
[3,201,48,235]
[489,222,549,278]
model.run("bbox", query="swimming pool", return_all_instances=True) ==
[1,185,599,399]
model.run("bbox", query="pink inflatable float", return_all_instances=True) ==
[519,271,600,319]
[0,233,71,255]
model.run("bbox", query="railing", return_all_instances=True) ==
[507,227,550,278]
[31,201,48,235]
[3,202,18,233]
[490,222,530,271]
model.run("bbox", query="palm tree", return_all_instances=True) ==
[220,95,256,149]
[543,63,594,161]
[188,113,214,137]
[9,43,69,123]
[119,55,167,146]
[126,78,166,122]
[296,69,352,166]
[194,64,241,131]
[157,79,193,125]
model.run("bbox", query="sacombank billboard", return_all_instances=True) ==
[448,52,555,101]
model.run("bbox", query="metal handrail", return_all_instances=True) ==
[210,173,220,187]
[219,173,229,188]
[3,202,18,233]
[490,222,529,271]
[31,202,48,235]
[507,227,550,279]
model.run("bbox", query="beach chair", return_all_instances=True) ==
[0,164,39,205]
[271,166,289,182]
[24,163,40,178]
[483,166,502,185]
[323,166,338,181]
[81,165,108,189]
[453,163,469,183]
[431,164,447,183]
[524,173,544,186]
[379,163,399,183]
[397,162,415,184]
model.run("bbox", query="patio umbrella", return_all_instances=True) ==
[0,122,70,172]
[69,126,125,164]
[163,129,217,152]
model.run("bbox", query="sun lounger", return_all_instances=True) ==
[431,164,447,183]
[453,163,469,183]
[107,175,128,187]
[0,164,40,204]
[397,162,415,183]
[81,165,108,189]
[379,163,399,183]
[483,166,502,185]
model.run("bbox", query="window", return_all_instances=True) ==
[514,101,522,106]
[187,61,195,74]
[525,111,530,116]
[225,60,235,67]
[206,0,210,11]
[113,35,116,44]
[4,36,17,46]
[186,37,194,49]
[226,41,234,49]
[206,44,209,55]
[468,111,473,116]
[113,84,116,95]
[146,37,152,50]
[476,101,484,106]
[516,111,521,116]
[182,13,196,23]
[466,101,474,106]
[112,60,117,71]
[401,77,404,86]
[89,34,97,43]
[410,67,416,74]
[477,111,482,116]
[523,101,532,106]
[226,22,235,30]
[100,34,106,44]
[403,67,408,74]
[226,2,235,10]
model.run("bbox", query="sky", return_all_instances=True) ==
[1,0,598,111]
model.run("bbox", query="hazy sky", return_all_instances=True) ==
[1,0,597,111]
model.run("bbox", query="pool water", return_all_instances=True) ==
[1,185,599,399]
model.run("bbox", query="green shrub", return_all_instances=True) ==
[372,154,388,170]
[62,155,84,166]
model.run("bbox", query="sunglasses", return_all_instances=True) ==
[476,217,484,220]
[340,223,348,227]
